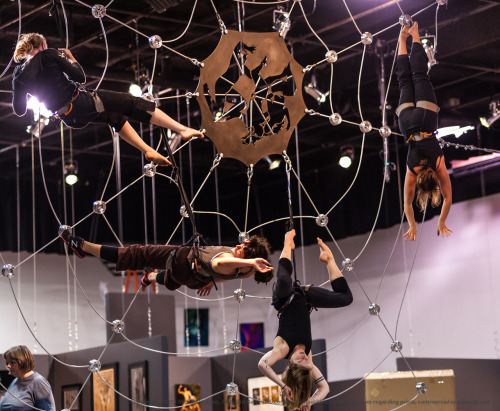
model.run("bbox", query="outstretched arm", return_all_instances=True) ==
[211,255,272,274]
[300,364,329,411]
[403,168,418,241]
[258,346,293,403]
[436,160,453,238]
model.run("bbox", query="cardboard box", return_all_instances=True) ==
[365,370,456,411]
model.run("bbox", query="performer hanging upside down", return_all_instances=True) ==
[60,229,273,296]
[396,22,452,241]
[12,33,204,166]
[258,230,353,411]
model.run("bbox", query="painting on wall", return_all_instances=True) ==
[184,308,209,346]
[92,364,118,411]
[239,322,264,350]
[247,375,284,411]
[129,361,148,411]
[62,384,82,410]
[175,384,201,411]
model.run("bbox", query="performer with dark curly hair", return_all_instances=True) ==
[60,229,273,296]
[12,33,203,166]
[396,22,452,241]
[258,230,353,411]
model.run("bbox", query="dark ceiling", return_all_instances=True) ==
[1,0,499,254]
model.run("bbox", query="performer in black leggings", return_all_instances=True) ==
[395,21,452,241]
[12,33,204,166]
[258,230,352,411]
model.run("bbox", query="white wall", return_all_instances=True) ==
[1,192,499,382]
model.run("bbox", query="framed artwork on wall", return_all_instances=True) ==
[247,375,283,411]
[175,384,201,410]
[184,308,209,346]
[239,322,264,350]
[92,363,118,411]
[129,361,148,411]
[62,384,82,411]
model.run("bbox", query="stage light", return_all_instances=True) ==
[26,96,52,123]
[479,100,500,128]
[265,156,281,170]
[272,7,291,37]
[304,74,329,104]
[436,126,474,139]
[64,162,78,186]
[129,83,142,97]
[421,35,437,70]
[339,147,354,169]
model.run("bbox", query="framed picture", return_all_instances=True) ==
[184,308,209,346]
[247,375,284,411]
[129,362,148,411]
[223,390,240,411]
[92,363,118,411]
[239,323,264,350]
[175,384,201,410]
[62,384,82,411]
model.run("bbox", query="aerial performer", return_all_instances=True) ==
[12,33,204,166]
[395,22,452,241]
[60,229,273,296]
[258,230,353,411]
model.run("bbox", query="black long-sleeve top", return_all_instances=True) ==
[12,48,85,115]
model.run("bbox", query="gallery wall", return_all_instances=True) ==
[1,192,499,385]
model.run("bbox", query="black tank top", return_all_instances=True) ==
[407,137,443,175]
[273,289,312,359]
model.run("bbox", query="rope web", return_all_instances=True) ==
[1,0,493,410]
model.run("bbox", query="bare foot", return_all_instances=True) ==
[145,151,171,166]
[179,127,204,140]
[408,21,420,42]
[284,229,296,250]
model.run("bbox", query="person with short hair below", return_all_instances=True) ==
[258,230,353,411]
[60,229,273,296]
[12,33,204,166]
[396,21,452,241]
[0,345,55,411]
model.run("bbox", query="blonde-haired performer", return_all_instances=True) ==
[396,22,452,241]
[258,230,353,411]
[0,345,55,411]
[12,33,203,166]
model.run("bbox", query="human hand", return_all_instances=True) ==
[317,237,334,263]
[437,221,452,238]
[58,48,76,62]
[252,258,273,273]
[281,386,293,403]
[180,127,204,140]
[197,282,214,297]
[145,151,172,166]
[300,402,311,411]
[404,225,417,241]
[285,229,296,250]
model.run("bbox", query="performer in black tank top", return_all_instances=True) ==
[395,22,452,241]
[258,230,352,410]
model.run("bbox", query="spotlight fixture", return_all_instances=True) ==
[129,83,142,97]
[479,100,500,128]
[421,35,437,70]
[64,162,78,186]
[265,156,281,170]
[272,7,291,37]
[436,125,474,139]
[339,146,354,169]
[304,74,329,104]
